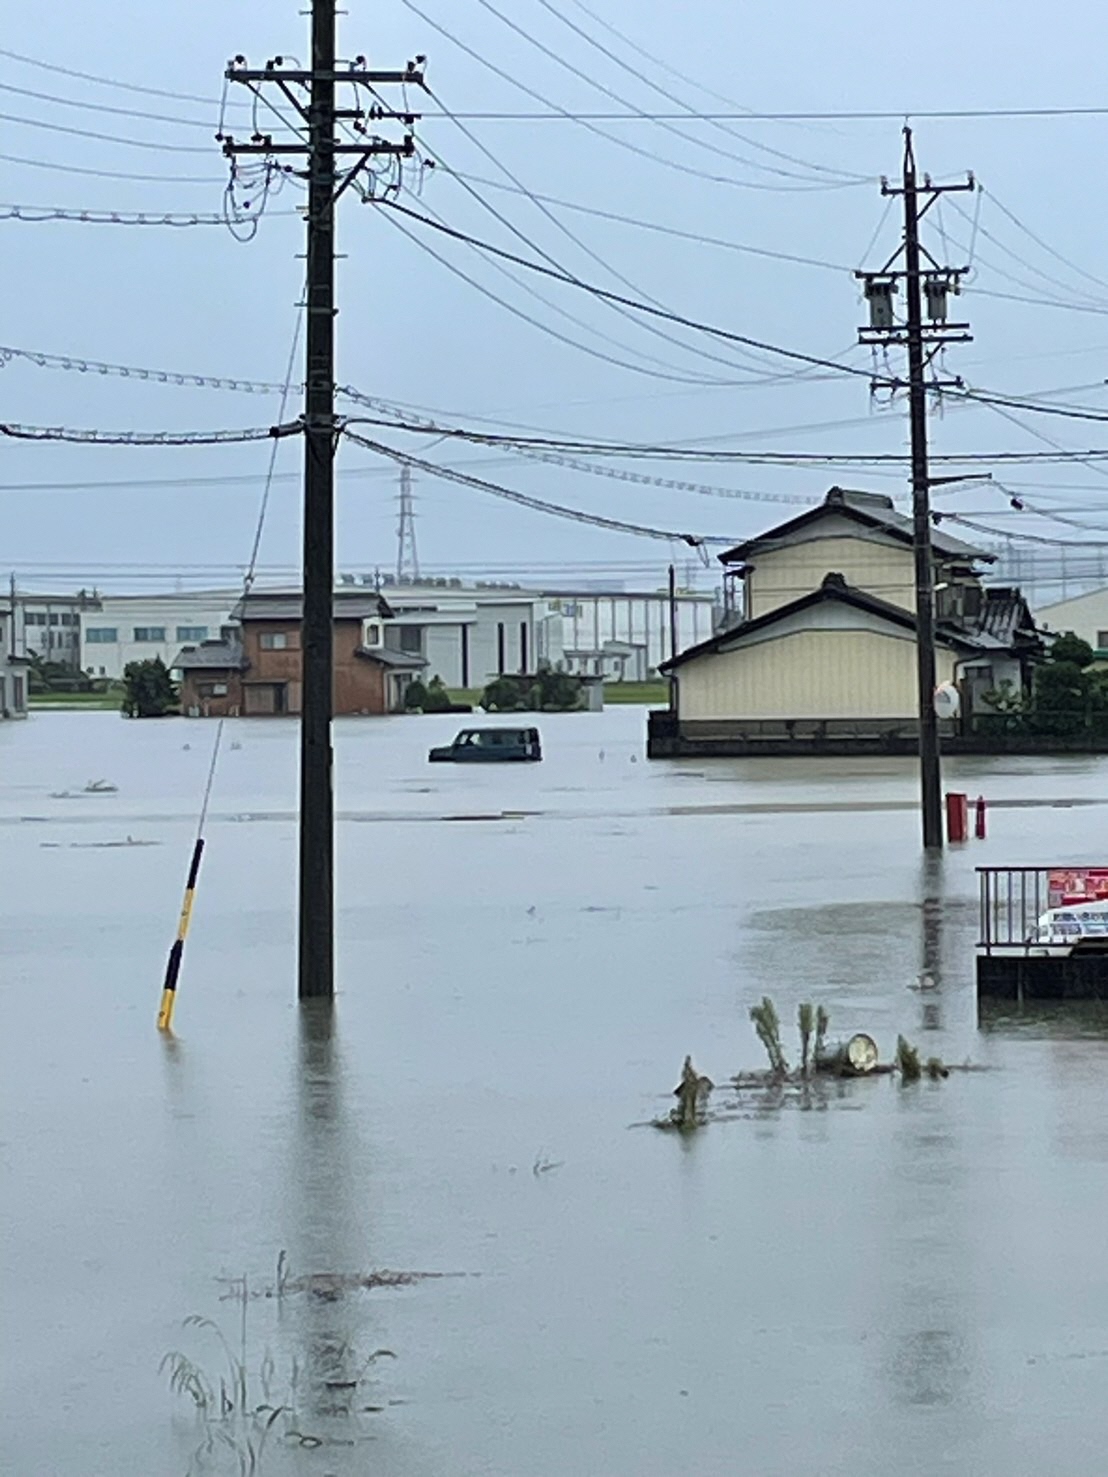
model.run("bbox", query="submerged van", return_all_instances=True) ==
[1028,900,1108,947]
[428,727,542,763]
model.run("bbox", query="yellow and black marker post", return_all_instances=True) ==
[157,838,205,1032]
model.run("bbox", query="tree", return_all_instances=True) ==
[121,658,178,718]
[1048,631,1095,669]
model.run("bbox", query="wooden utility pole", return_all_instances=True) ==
[857,128,974,850]
[222,8,422,999]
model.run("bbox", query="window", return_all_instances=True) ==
[133,626,166,642]
[1098,630,1108,650]
[398,625,423,653]
[60,613,79,627]
[197,682,229,698]
[86,628,118,643]
[176,625,209,642]
[25,612,47,626]
[260,631,288,650]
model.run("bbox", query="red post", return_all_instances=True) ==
[945,792,968,844]
[974,794,987,839]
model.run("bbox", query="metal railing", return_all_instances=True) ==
[977,866,1108,952]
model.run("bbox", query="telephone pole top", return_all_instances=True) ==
[221,4,424,1000]
[857,127,974,851]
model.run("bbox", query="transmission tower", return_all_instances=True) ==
[396,465,420,581]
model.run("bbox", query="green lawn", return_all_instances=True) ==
[29,690,122,710]
[602,681,669,705]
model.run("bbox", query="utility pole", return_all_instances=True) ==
[396,465,420,581]
[221,10,423,1000]
[857,128,974,850]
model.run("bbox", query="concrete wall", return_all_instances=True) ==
[675,605,959,721]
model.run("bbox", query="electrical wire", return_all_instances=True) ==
[375,198,886,383]
[531,0,870,184]
[374,202,749,384]
[343,430,734,544]
[415,108,815,382]
[0,79,218,129]
[0,44,240,108]
[0,109,216,152]
[399,0,861,194]
[0,423,284,445]
[0,150,223,183]
[428,163,851,273]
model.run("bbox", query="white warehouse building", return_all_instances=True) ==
[81,592,241,680]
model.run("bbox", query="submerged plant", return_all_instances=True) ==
[750,997,788,1076]
[798,1003,816,1076]
[926,1056,950,1080]
[814,1005,830,1063]
[896,1035,922,1083]
[671,1054,713,1129]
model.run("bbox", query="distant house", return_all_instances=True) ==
[651,486,1044,756]
[1,600,30,718]
[1035,586,1108,662]
[172,589,427,717]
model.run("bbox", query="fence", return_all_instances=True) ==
[977,866,1108,952]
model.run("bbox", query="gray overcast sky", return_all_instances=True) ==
[2,0,1106,590]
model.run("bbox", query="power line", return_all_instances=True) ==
[413,107,1108,122]
[0,108,216,153]
[0,79,218,129]
[0,45,238,108]
[430,163,851,273]
[399,0,861,195]
[0,150,223,183]
[531,0,869,184]
[0,422,284,445]
[343,430,733,544]
[417,101,808,381]
[375,199,885,382]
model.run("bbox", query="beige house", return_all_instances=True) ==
[652,487,1042,756]
[1035,586,1108,660]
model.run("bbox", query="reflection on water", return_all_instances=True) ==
[977,999,1108,1038]
[4,713,1108,1477]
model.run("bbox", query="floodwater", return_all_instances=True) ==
[2,708,1107,1477]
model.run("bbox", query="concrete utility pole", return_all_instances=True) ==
[221,8,423,1000]
[857,128,974,851]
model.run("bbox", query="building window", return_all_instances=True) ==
[197,682,229,697]
[25,612,47,626]
[497,621,506,674]
[398,625,423,653]
[86,628,118,643]
[259,631,290,650]
[133,626,166,642]
[519,621,528,673]
[60,613,79,627]
[1098,630,1108,650]
[177,625,209,642]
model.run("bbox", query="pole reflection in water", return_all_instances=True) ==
[918,851,946,1033]
[285,1001,383,1441]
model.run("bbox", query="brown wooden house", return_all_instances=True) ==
[173,589,427,717]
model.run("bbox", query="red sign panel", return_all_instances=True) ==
[1048,869,1108,908]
